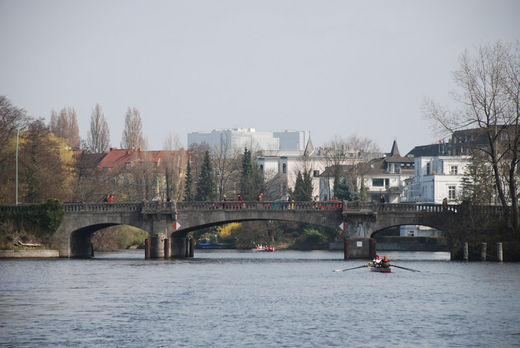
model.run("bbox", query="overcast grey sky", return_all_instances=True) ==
[1,0,519,153]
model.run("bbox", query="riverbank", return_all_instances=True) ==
[0,249,59,258]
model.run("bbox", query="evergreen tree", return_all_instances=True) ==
[184,159,193,201]
[293,171,305,201]
[335,176,358,201]
[240,147,264,200]
[359,178,368,202]
[294,170,313,201]
[195,151,216,201]
[302,170,313,201]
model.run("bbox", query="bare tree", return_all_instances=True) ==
[163,133,188,201]
[0,97,31,203]
[87,104,110,153]
[213,132,241,200]
[426,41,520,232]
[323,135,380,199]
[121,107,144,149]
[49,107,80,149]
[0,96,30,153]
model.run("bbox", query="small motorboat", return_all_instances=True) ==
[369,266,391,273]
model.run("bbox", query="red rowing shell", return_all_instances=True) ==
[369,266,391,273]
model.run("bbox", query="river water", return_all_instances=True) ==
[1,250,519,347]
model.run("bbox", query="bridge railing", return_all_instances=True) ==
[63,202,143,213]
[343,202,460,213]
[176,201,343,211]
[377,203,458,213]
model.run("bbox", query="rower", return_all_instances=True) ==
[373,254,382,267]
[381,255,390,268]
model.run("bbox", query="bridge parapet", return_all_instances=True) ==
[63,203,142,213]
[343,202,460,214]
[177,201,343,211]
[141,202,176,214]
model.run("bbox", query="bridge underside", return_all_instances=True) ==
[344,211,459,239]
[172,210,343,237]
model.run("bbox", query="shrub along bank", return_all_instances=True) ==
[0,199,64,249]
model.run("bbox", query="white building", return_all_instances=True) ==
[256,139,369,199]
[400,143,470,237]
[319,141,414,203]
[405,144,470,204]
[188,128,310,152]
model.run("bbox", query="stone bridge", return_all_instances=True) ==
[52,201,504,259]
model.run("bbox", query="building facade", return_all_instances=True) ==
[319,141,414,203]
[188,128,310,152]
[405,144,470,204]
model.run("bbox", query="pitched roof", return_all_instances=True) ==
[303,138,315,156]
[389,140,400,157]
[96,148,187,173]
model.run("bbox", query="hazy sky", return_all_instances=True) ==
[1,0,519,154]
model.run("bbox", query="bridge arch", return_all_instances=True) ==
[172,201,343,238]
[70,223,121,257]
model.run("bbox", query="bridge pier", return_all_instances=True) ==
[344,238,374,260]
[171,236,186,258]
[149,235,165,258]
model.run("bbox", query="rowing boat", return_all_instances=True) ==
[369,266,391,273]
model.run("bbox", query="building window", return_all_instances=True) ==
[282,163,287,174]
[259,164,264,174]
[450,166,458,175]
[125,162,131,170]
[448,185,456,200]
[103,167,109,173]
[373,178,385,187]
[426,162,431,175]
[313,170,320,177]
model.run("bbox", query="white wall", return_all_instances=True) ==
[409,155,469,204]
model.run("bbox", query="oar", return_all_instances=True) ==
[390,264,421,272]
[333,265,367,272]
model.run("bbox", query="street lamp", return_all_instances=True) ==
[15,128,19,205]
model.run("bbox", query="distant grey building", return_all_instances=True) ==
[187,128,310,152]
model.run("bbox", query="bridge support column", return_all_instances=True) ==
[369,238,376,260]
[171,236,187,258]
[344,239,350,260]
[150,235,165,259]
[185,237,195,257]
[344,238,372,260]
[164,238,170,258]
[145,239,150,259]
[189,238,195,257]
